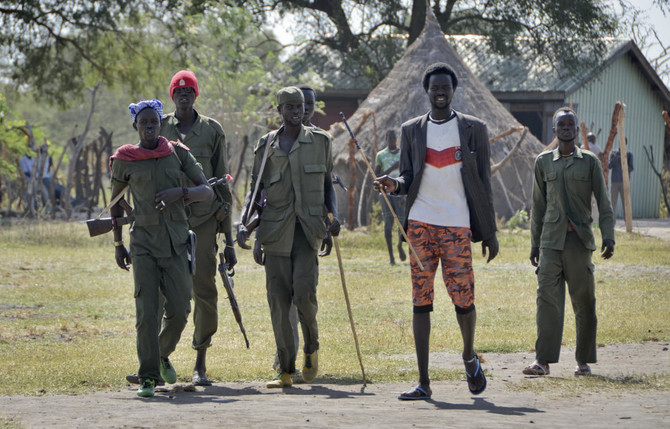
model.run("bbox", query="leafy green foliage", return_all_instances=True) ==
[504,209,529,231]
[0,95,32,179]
[0,1,196,106]
[238,0,623,87]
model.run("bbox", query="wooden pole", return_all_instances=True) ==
[581,121,589,150]
[617,105,633,233]
[329,214,366,386]
[602,102,624,189]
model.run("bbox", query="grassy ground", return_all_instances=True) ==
[0,220,668,395]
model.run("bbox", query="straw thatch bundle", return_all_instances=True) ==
[328,8,545,226]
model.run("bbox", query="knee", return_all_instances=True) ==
[455,303,475,315]
[293,292,317,313]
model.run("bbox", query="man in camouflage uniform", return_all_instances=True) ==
[524,107,615,377]
[160,70,236,385]
[111,99,213,397]
[246,86,339,388]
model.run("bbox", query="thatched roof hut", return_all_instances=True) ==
[328,8,545,226]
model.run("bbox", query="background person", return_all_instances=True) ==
[374,129,406,265]
[608,142,634,217]
[524,107,615,377]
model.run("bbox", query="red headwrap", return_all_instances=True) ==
[169,70,199,100]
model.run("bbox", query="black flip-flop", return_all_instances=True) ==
[397,385,432,401]
[465,354,487,395]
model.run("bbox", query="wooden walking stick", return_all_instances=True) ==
[329,214,366,386]
[339,112,425,270]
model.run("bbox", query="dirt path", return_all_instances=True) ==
[615,218,670,241]
[2,342,668,428]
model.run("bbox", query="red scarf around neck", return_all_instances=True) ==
[109,136,189,170]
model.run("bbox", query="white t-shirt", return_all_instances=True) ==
[408,116,470,228]
[587,142,602,156]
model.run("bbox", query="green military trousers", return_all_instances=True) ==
[191,215,219,350]
[133,250,192,382]
[535,231,597,364]
[264,223,319,374]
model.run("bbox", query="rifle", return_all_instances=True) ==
[86,199,134,237]
[88,177,229,237]
[243,131,278,231]
[218,253,250,348]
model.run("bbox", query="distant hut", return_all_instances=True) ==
[328,8,545,227]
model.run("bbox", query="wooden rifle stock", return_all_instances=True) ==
[86,216,134,237]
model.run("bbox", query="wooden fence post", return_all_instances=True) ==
[617,105,633,233]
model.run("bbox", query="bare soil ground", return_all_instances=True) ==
[1,342,668,428]
[615,217,670,241]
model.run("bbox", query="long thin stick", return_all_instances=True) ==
[340,112,424,270]
[329,214,366,386]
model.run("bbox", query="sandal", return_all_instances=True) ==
[523,361,550,376]
[397,385,432,401]
[192,373,213,386]
[574,363,591,376]
[465,353,487,395]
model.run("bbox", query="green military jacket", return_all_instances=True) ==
[531,146,615,251]
[111,144,203,258]
[161,110,232,233]
[251,124,333,256]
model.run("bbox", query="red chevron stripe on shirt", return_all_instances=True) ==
[425,147,462,168]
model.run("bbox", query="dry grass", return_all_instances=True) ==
[0,220,668,395]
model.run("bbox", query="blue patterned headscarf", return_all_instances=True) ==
[128,99,163,123]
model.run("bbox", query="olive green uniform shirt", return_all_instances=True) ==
[251,125,332,256]
[531,146,615,251]
[161,110,232,233]
[111,144,203,257]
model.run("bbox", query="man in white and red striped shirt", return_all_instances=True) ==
[376,62,498,401]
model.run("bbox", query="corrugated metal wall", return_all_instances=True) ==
[569,54,665,218]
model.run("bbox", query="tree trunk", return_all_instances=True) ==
[63,82,101,219]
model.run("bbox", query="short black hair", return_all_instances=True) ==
[422,63,458,92]
[552,107,578,125]
[298,84,316,96]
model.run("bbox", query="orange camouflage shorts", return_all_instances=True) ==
[408,220,475,311]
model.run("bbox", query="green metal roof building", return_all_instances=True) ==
[449,36,670,218]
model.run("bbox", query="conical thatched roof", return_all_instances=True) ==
[328,8,545,225]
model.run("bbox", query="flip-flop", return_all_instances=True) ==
[397,385,432,401]
[465,354,487,395]
[192,374,213,386]
[574,364,591,376]
[522,361,550,376]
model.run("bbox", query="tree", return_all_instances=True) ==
[0,1,198,105]
[0,94,29,180]
[239,0,628,86]
[622,0,670,85]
